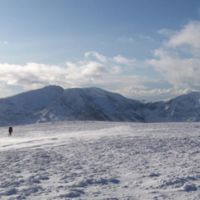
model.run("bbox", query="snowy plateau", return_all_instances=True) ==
[0,121,200,200]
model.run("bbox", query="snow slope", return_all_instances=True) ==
[0,121,200,199]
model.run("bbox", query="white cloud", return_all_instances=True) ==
[1,45,192,101]
[84,51,107,62]
[157,28,176,37]
[0,52,148,99]
[66,61,107,78]
[167,21,200,50]
[113,55,136,66]
[119,87,191,102]
[148,20,200,92]
[0,63,67,90]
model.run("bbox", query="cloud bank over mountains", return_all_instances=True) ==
[0,52,151,99]
[1,20,200,100]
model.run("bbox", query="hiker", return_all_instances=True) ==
[8,127,13,136]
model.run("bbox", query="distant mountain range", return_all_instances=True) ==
[0,85,200,126]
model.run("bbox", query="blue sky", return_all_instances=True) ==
[0,0,200,100]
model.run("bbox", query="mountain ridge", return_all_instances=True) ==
[0,85,200,126]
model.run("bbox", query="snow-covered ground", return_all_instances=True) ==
[0,121,200,200]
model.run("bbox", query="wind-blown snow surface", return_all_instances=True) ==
[0,122,200,200]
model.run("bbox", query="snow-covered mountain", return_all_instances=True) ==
[0,86,144,126]
[40,87,144,123]
[0,85,200,125]
[0,86,64,126]
[144,92,200,122]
